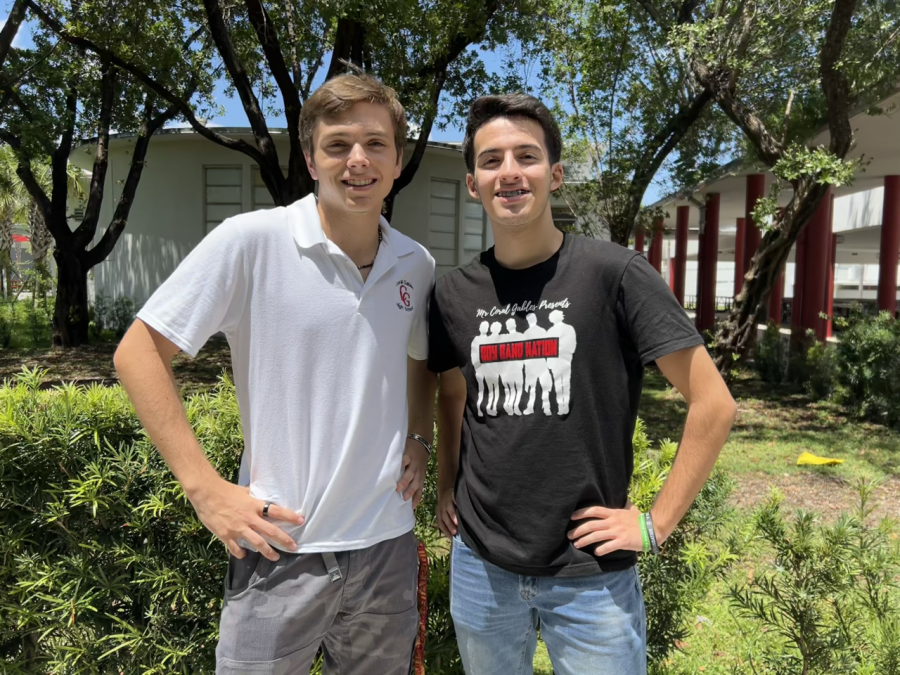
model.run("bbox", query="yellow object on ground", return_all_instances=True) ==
[796,451,844,466]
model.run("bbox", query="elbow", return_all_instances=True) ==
[723,394,738,428]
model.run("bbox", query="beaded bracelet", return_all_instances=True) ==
[645,512,660,555]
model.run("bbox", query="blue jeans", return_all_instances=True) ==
[450,535,647,675]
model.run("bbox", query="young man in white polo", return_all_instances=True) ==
[115,73,436,674]
[429,94,737,674]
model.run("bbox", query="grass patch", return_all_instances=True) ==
[640,369,900,484]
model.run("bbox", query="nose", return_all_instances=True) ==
[498,152,521,181]
[347,143,370,169]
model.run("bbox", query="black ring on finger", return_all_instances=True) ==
[262,501,272,518]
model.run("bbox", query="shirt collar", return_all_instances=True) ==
[290,193,417,258]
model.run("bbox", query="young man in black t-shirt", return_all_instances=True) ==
[428,94,737,675]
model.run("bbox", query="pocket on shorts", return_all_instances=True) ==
[224,550,270,597]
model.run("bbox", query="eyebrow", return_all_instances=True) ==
[320,130,390,140]
[477,144,543,159]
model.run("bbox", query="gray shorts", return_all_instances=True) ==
[216,530,419,674]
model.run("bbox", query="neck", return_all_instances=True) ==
[491,207,563,270]
[316,198,382,267]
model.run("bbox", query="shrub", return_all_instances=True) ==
[23,301,51,349]
[0,302,13,348]
[832,310,900,429]
[729,482,900,675]
[804,340,838,399]
[93,293,137,339]
[0,375,735,673]
[630,419,738,672]
[754,321,787,384]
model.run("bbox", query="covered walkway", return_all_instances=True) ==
[645,90,900,340]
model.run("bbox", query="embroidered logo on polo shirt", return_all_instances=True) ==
[396,280,414,312]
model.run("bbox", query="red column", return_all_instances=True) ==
[734,217,746,297]
[697,193,720,332]
[674,205,689,306]
[743,174,766,276]
[801,187,833,342]
[791,228,807,333]
[878,175,900,315]
[647,218,663,272]
[648,218,663,272]
[826,232,838,337]
[635,228,645,254]
[769,271,784,325]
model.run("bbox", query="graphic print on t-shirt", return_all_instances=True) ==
[471,308,577,417]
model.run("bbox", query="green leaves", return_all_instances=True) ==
[729,483,900,674]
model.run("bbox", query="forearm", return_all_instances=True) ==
[650,397,736,541]
[114,324,220,499]
[407,357,437,440]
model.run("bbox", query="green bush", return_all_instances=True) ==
[0,374,734,673]
[0,302,13,348]
[804,340,838,399]
[23,301,51,348]
[754,321,787,384]
[832,310,900,429]
[629,419,738,672]
[93,293,137,339]
[729,483,900,675]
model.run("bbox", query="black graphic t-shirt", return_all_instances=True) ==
[428,235,704,577]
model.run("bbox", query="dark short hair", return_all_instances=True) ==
[462,94,562,172]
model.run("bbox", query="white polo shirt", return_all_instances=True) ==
[137,194,435,552]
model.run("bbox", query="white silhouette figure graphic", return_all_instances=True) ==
[470,321,490,417]
[500,318,524,415]
[522,313,553,416]
[546,310,577,415]
[483,322,504,416]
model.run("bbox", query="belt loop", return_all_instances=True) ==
[322,551,342,583]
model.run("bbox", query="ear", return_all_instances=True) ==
[394,147,403,180]
[304,151,318,181]
[466,173,480,201]
[549,162,564,192]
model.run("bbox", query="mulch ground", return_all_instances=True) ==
[0,338,233,395]
[2,341,898,521]
[729,471,900,524]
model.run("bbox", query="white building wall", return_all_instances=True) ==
[71,133,477,304]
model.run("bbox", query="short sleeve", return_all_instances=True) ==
[617,253,704,365]
[427,281,463,373]
[137,220,248,357]
[408,255,436,360]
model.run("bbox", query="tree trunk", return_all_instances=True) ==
[713,178,828,371]
[51,248,89,347]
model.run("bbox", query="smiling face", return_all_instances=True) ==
[466,116,563,232]
[304,101,403,216]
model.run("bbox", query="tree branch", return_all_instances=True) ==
[0,0,28,71]
[281,0,302,86]
[326,17,366,80]
[48,79,78,246]
[0,128,53,228]
[691,59,785,166]
[74,60,116,248]
[635,0,668,29]
[23,0,272,169]
[243,0,311,201]
[391,69,448,197]
[632,88,713,198]
[85,97,181,268]
[820,0,858,158]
